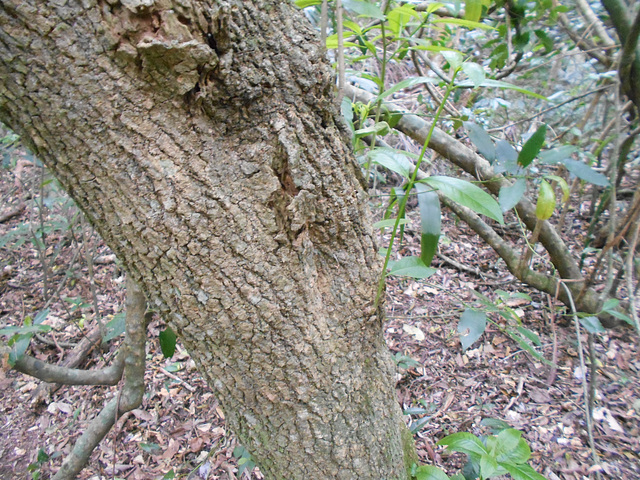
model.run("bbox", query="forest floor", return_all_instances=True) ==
[0,157,639,480]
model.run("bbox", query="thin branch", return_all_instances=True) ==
[336,0,345,102]
[52,276,147,480]
[576,0,616,48]
[10,347,124,385]
[486,85,612,133]
[560,282,603,480]
[346,84,583,281]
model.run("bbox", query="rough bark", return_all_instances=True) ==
[0,0,414,478]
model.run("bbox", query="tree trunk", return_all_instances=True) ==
[0,0,415,478]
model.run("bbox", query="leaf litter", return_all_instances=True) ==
[0,147,638,480]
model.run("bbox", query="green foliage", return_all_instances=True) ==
[233,445,256,477]
[435,427,547,480]
[408,425,546,480]
[393,352,421,369]
[415,183,441,267]
[26,448,60,480]
[103,312,127,342]
[159,326,177,358]
[0,309,51,366]
[388,256,436,279]
[535,180,555,220]
[458,309,487,351]
[517,125,547,168]
[419,176,504,224]
[456,291,551,366]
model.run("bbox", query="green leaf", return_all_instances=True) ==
[294,0,321,7]
[458,309,486,350]
[420,176,504,224]
[480,453,502,478]
[409,415,432,433]
[464,0,483,22]
[518,125,547,167]
[34,308,49,325]
[442,51,463,71]
[8,333,33,366]
[456,79,548,99]
[545,175,570,203]
[342,0,385,20]
[580,316,605,333]
[355,121,390,139]
[461,62,486,88]
[162,469,176,480]
[403,406,429,415]
[499,178,526,212]
[563,159,610,186]
[387,4,420,36]
[159,327,177,358]
[103,312,126,342]
[516,326,541,346]
[535,180,555,220]
[325,34,360,49]
[605,310,634,325]
[510,334,549,365]
[140,442,161,454]
[534,29,554,53]
[494,140,519,174]
[369,149,413,178]
[499,438,533,464]
[495,428,524,456]
[464,122,495,161]
[373,218,409,229]
[341,96,355,133]
[500,462,547,480]
[431,18,496,30]
[388,256,436,279]
[0,324,52,336]
[437,432,488,457]
[481,418,511,434]
[601,298,620,312]
[538,145,578,164]
[415,183,441,267]
[415,465,451,480]
[377,76,438,101]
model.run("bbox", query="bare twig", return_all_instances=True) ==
[336,0,345,102]
[487,85,612,133]
[0,202,25,222]
[560,282,602,480]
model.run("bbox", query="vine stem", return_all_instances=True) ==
[375,68,460,308]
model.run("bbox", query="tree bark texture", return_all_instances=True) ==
[0,0,414,478]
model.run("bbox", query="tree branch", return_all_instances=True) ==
[346,85,582,280]
[601,0,640,110]
[345,84,620,323]
[52,277,147,480]
[10,348,124,385]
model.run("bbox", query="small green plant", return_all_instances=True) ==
[232,444,256,477]
[393,351,421,369]
[457,290,551,366]
[0,309,51,366]
[26,448,60,480]
[403,399,436,434]
[411,425,546,480]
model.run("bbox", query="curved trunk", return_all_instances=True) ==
[0,0,414,478]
